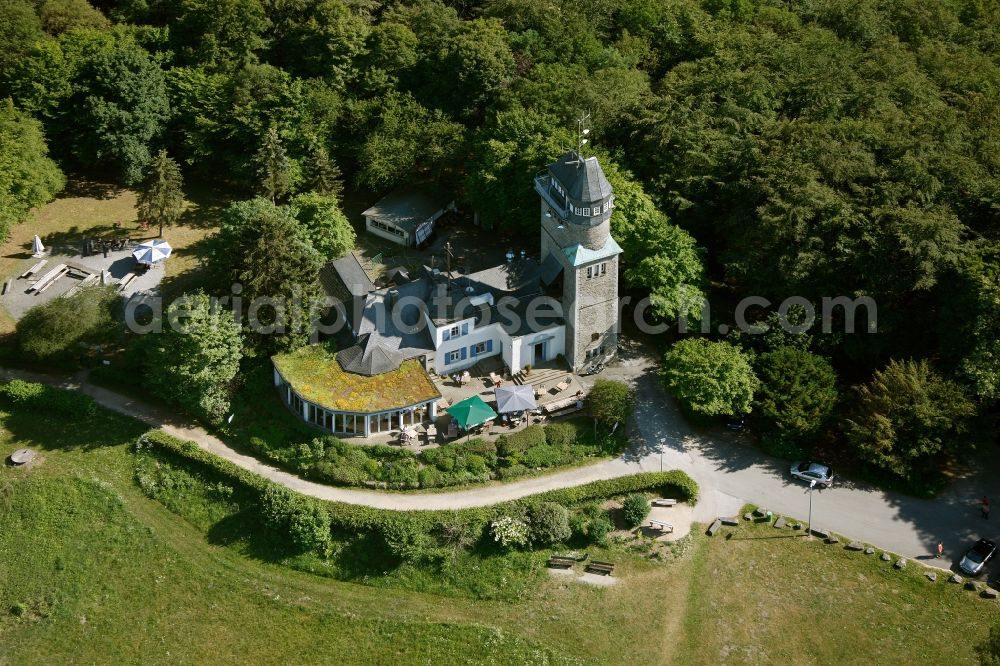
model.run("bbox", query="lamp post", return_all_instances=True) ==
[807,479,816,538]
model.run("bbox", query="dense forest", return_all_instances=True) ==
[2,0,999,489]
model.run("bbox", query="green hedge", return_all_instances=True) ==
[138,429,699,540]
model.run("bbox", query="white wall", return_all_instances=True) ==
[433,321,501,375]
[511,324,565,372]
[365,218,409,246]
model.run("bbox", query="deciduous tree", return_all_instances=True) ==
[140,291,242,420]
[845,359,975,485]
[662,338,758,417]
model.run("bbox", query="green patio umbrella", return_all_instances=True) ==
[446,395,498,432]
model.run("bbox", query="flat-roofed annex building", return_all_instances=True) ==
[363,184,456,247]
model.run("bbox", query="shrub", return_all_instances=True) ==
[496,463,529,480]
[464,454,488,475]
[418,466,443,488]
[622,493,650,528]
[380,518,444,564]
[529,502,571,545]
[522,444,565,468]
[586,379,635,427]
[16,285,119,359]
[490,515,531,550]
[587,516,614,544]
[496,425,546,458]
[544,421,587,448]
[259,485,331,554]
[0,379,97,418]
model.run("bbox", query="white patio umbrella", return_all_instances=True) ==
[31,235,45,257]
[495,384,537,430]
[495,385,537,414]
[132,239,172,265]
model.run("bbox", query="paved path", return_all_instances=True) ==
[3,361,998,568]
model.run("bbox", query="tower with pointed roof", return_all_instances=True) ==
[535,146,622,372]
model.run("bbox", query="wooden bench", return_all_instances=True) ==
[118,272,137,292]
[652,498,677,507]
[20,259,47,279]
[586,560,615,575]
[649,519,674,533]
[548,556,576,569]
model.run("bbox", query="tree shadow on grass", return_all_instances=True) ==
[157,234,216,299]
[0,402,147,452]
[62,179,124,201]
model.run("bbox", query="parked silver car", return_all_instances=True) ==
[790,461,834,488]
[959,539,998,576]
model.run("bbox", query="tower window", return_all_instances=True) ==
[582,207,590,216]
[587,262,607,279]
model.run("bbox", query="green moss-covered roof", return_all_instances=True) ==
[273,345,440,414]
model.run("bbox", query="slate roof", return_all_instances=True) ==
[321,254,376,333]
[336,334,405,376]
[362,184,454,233]
[547,151,613,204]
[539,253,564,286]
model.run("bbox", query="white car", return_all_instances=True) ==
[790,461,834,488]
[959,539,997,577]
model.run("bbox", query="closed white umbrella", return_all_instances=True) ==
[31,235,45,257]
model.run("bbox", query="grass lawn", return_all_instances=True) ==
[1,393,998,664]
[673,516,1000,665]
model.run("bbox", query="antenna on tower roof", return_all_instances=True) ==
[575,112,591,166]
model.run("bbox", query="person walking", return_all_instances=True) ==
[983,496,991,520]
[936,542,944,558]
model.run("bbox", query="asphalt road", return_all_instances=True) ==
[598,353,1000,573]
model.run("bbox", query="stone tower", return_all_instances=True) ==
[535,149,622,372]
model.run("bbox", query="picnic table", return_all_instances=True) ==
[29,263,68,293]
[20,259,47,279]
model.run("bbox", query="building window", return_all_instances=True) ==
[586,262,607,279]
[449,325,461,338]
[473,341,488,355]
[446,350,461,364]
[369,219,405,238]
[582,207,591,216]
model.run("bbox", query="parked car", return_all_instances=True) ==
[789,461,834,488]
[959,538,998,576]
[725,416,745,432]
